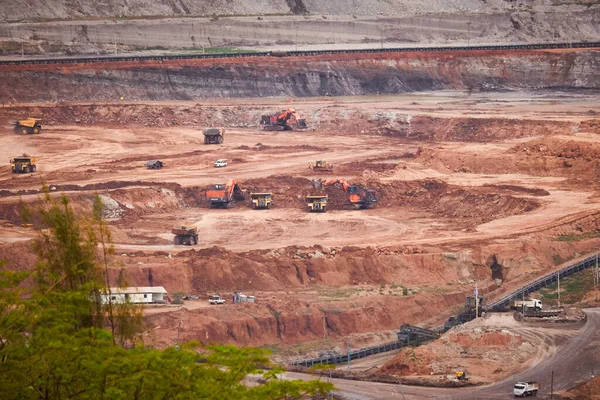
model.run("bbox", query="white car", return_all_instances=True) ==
[209,295,226,305]
[214,159,227,168]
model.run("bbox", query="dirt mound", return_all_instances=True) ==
[377,116,580,142]
[375,180,540,223]
[558,375,600,400]
[377,322,535,382]
[483,184,550,197]
[509,137,600,160]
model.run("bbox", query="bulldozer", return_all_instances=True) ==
[205,179,245,208]
[10,154,38,173]
[309,160,334,173]
[260,108,307,131]
[322,178,378,209]
[456,370,469,381]
[171,226,198,245]
[306,195,328,212]
[203,128,225,144]
[11,118,42,135]
[250,193,273,209]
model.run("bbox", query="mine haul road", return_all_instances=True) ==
[282,308,600,399]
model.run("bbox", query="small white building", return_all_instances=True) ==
[100,286,168,304]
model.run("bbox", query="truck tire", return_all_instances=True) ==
[193,235,198,245]
[218,136,223,144]
[33,127,40,134]
[21,127,28,135]
[30,165,36,172]
[174,236,180,245]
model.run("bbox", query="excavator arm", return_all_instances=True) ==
[322,178,350,192]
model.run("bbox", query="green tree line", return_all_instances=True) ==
[0,188,333,399]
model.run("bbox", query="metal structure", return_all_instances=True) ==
[291,251,600,367]
[2,42,599,66]
[484,253,599,311]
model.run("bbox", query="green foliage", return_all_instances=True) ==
[539,269,596,306]
[556,232,600,242]
[0,190,333,399]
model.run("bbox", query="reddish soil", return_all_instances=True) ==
[2,92,600,364]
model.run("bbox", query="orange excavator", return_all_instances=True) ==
[260,108,307,131]
[322,178,378,209]
[205,179,245,208]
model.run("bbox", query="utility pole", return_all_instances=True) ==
[557,272,561,308]
[346,339,350,372]
[594,253,600,289]
[114,33,117,55]
[475,281,479,318]
[21,41,24,58]
[550,370,554,399]
[201,26,205,54]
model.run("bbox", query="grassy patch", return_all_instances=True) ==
[538,269,596,306]
[556,231,600,242]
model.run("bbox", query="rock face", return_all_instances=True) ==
[1,49,600,103]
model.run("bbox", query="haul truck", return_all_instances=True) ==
[306,195,328,212]
[510,299,543,311]
[250,193,273,209]
[513,381,539,397]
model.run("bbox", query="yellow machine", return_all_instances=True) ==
[10,155,39,173]
[456,370,468,381]
[251,193,273,209]
[309,160,334,172]
[306,195,328,212]
[12,118,42,135]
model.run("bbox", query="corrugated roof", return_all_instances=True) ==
[107,286,167,294]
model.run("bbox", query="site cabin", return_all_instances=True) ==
[233,292,256,303]
[100,286,168,304]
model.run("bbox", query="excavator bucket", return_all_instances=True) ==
[297,119,307,129]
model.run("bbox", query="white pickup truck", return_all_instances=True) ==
[209,295,226,305]
[513,381,539,397]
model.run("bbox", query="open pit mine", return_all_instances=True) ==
[2,1,600,398]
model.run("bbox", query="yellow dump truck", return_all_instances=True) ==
[306,195,328,212]
[251,193,273,209]
[10,155,38,173]
[11,118,42,135]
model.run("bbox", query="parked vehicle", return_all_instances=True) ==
[513,381,539,397]
[214,159,227,168]
[145,160,163,169]
[209,295,226,305]
[203,128,225,144]
[511,299,543,311]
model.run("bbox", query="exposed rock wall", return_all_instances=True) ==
[1,50,600,103]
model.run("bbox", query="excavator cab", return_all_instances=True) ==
[260,108,307,131]
[456,370,468,381]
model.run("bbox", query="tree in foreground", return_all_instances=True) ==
[0,189,333,399]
